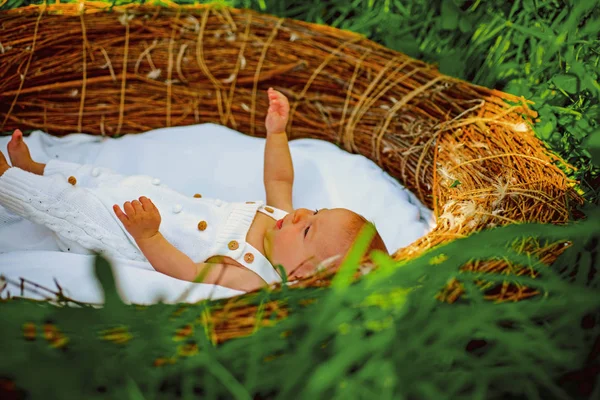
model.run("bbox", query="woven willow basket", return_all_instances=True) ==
[0,3,582,342]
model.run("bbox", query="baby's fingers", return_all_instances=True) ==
[113,204,129,223]
[123,201,135,216]
[139,196,157,212]
[131,199,144,213]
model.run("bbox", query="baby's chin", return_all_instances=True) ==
[263,230,275,260]
[263,231,286,267]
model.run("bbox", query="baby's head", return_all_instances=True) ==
[264,208,388,280]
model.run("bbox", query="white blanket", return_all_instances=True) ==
[0,123,434,304]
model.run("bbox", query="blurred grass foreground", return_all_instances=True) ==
[0,0,599,399]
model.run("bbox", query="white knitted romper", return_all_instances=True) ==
[0,160,288,284]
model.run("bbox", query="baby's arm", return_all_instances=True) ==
[113,196,211,282]
[263,88,294,212]
[135,232,199,281]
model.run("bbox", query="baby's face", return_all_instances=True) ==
[264,208,356,279]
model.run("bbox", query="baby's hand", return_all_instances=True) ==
[265,87,290,135]
[113,196,161,241]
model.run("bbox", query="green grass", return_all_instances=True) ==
[1,203,598,399]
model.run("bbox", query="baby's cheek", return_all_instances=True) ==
[269,233,290,261]
[265,231,286,259]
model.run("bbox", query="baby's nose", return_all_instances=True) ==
[292,209,310,224]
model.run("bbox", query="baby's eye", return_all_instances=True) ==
[305,209,319,237]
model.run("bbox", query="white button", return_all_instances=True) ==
[151,178,161,185]
[172,204,183,214]
[214,199,222,206]
[91,168,100,177]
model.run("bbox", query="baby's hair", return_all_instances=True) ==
[350,213,388,257]
[316,212,388,272]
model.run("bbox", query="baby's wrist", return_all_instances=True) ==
[135,231,162,246]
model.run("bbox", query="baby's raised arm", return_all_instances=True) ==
[263,88,294,213]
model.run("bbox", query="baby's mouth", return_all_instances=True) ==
[276,218,283,229]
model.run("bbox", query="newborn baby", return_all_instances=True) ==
[0,89,388,292]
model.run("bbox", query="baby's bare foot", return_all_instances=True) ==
[7,129,44,175]
[0,152,10,177]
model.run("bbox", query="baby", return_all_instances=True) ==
[0,88,387,292]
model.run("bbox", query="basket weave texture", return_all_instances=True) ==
[0,3,583,341]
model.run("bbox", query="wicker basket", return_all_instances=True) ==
[0,3,582,342]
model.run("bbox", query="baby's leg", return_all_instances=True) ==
[0,164,145,261]
[2,130,148,259]
[7,129,128,189]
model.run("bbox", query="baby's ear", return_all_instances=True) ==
[315,254,342,273]
[289,258,318,279]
